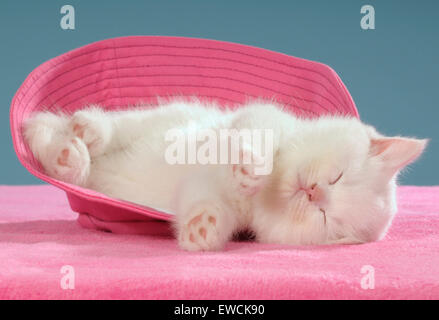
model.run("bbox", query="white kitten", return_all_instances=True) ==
[24,100,427,250]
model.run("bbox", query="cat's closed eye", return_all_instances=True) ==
[329,172,343,185]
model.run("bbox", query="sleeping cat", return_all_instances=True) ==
[24,100,427,251]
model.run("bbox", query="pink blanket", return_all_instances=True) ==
[1,185,438,299]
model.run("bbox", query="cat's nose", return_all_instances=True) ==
[306,184,325,203]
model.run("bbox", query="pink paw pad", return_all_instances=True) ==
[187,212,217,243]
[232,163,264,196]
[69,112,108,157]
[51,137,90,185]
[57,149,70,167]
[72,124,85,139]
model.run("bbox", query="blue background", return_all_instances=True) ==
[0,0,437,185]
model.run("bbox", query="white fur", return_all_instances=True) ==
[24,100,427,251]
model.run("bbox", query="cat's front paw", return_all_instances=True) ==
[178,203,226,251]
[232,149,268,196]
[69,108,111,157]
[48,137,90,186]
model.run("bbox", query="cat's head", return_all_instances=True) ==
[259,117,427,245]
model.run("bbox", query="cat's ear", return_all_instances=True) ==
[369,137,428,175]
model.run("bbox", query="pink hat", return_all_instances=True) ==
[10,36,358,235]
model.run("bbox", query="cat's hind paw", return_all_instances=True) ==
[49,137,90,186]
[178,203,226,251]
[69,108,111,157]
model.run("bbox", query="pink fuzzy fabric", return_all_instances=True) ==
[1,185,438,300]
